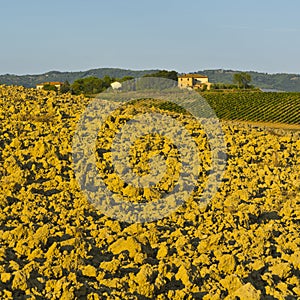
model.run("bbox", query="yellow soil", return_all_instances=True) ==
[0,85,299,299]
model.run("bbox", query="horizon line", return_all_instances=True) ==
[1,67,300,77]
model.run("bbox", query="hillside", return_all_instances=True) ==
[1,68,300,91]
[0,68,159,88]
[198,70,300,92]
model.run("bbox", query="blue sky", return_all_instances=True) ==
[1,0,300,74]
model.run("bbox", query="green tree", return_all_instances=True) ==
[43,84,58,92]
[119,76,135,82]
[233,72,252,89]
[60,81,71,94]
[71,79,85,95]
[71,76,116,95]
[201,84,208,91]
[143,70,178,81]
[103,75,114,88]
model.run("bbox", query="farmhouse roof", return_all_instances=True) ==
[47,82,63,85]
[37,82,63,86]
[178,74,208,78]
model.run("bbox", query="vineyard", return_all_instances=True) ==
[204,92,300,125]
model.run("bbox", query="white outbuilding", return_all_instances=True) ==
[111,81,122,90]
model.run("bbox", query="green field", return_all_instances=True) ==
[203,92,300,124]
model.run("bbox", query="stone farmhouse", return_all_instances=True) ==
[178,74,212,90]
[36,82,63,90]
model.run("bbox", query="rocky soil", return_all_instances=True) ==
[0,85,299,299]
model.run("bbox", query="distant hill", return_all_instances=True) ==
[197,69,300,92]
[0,68,300,92]
[0,68,159,88]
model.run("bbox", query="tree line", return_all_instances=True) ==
[210,72,253,91]
[43,76,129,95]
[42,70,253,94]
[43,70,178,96]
